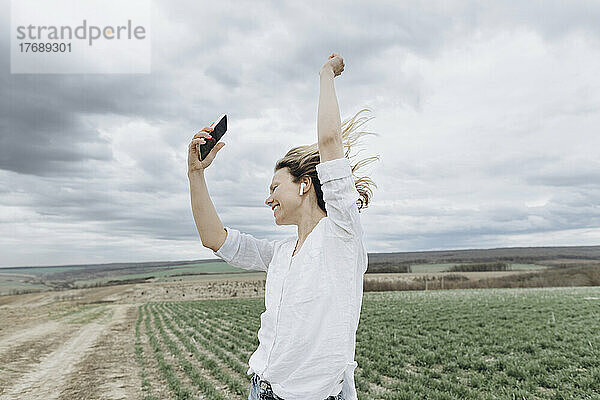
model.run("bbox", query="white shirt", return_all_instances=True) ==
[213,157,368,400]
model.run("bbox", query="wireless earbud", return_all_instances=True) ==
[299,182,306,195]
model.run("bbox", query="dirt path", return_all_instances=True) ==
[0,304,141,400]
[0,320,63,355]
[57,305,142,400]
[0,279,267,399]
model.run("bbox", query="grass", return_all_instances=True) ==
[354,287,600,399]
[133,286,600,399]
[135,305,159,400]
[72,263,244,287]
[143,304,197,399]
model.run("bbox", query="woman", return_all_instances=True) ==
[187,53,378,400]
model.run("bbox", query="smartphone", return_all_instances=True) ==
[198,114,227,160]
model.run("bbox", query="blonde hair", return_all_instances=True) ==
[275,108,380,213]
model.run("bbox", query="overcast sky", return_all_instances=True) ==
[1,0,599,268]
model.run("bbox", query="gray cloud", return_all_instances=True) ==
[1,0,600,267]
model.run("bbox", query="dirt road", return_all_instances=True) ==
[0,290,142,400]
[0,278,266,399]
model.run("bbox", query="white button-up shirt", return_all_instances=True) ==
[213,157,368,400]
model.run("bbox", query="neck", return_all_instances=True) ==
[296,208,327,244]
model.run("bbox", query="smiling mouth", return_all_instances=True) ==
[273,205,280,213]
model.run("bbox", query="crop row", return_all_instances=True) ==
[134,287,600,399]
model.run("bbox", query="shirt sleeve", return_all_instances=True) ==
[316,157,364,238]
[212,226,277,272]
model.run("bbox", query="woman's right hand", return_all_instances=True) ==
[320,53,345,77]
[187,123,226,174]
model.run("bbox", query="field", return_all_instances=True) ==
[0,261,242,295]
[1,283,599,399]
[2,245,599,296]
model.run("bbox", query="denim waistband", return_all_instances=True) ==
[252,373,342,399]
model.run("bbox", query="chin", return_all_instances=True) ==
[274,216,288,226]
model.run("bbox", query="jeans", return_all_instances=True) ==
[248,373,344,400]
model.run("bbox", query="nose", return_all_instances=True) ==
[265,196,273,207]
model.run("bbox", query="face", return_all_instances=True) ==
[265,168,303,225]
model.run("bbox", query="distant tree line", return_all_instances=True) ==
[364,264,600,292]
[449,262,509,272]
[366,261,511,273]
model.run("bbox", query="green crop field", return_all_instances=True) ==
[135,286,600,400]
[73,262,242,286]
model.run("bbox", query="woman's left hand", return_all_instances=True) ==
[321,53,344,77]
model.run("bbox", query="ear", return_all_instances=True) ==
[302,176,312,191]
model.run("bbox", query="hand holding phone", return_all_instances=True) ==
[199,114,227,160]
[188,114,227,174]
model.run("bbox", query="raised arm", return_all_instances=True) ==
[188,122,227,251]
[315,54,364,238]
[188,172,226,251]
[318,53,345,162]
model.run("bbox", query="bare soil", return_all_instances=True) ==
[0,287,142,399]
[0,276,266,399]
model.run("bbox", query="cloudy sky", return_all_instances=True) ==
[1,0,599,268]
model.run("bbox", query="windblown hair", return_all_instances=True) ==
[275,108,380,213]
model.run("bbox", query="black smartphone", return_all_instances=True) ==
[199,114,227,160]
